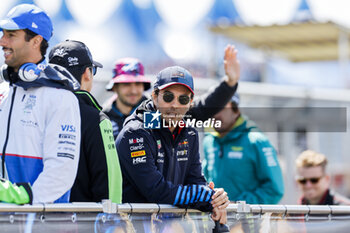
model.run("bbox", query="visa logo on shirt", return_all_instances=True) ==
[61,125,76,132]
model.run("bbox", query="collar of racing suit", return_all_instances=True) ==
[127,99,186,143]
[10,63,80,91]
[74,90,102,111]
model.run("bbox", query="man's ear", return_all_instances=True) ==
[81,67,90,82]
[189,98,194,107]
[325,174,331,183]
[32,35,43,50]
[152,91,158,107]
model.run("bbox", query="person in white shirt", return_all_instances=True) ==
[0,4,81,203]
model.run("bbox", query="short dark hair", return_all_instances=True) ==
[24,29,49,56]
[68,66,88,83]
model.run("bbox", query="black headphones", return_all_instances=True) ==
[0,60,47,83]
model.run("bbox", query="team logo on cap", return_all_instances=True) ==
[68,57,79,66]
[53,48,68,57]
[171,71,184,78]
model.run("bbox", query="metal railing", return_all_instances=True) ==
[0,201,349,215]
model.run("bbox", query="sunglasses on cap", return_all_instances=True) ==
[296,176,323,185]
[159,91,191,105]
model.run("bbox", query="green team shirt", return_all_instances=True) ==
[100,119,122,203]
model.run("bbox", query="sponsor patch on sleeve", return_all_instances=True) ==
[131,150,146,157]
[263,147,277,167]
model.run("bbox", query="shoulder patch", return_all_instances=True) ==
[262,147,277,167]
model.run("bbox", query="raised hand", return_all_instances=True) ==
[224,44,240,87]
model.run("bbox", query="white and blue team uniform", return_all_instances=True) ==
[0,64,81,203]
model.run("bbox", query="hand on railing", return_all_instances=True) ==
[212,220,230,233]
[209,181,230,232]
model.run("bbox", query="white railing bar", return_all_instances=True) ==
[0,202,349,215]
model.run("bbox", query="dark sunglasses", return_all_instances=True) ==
[297,177,322,185]
[160,91,191,105]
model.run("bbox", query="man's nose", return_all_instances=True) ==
[170,98,181,108]
[129,86,137,93]
[0,34,9,48]
[0,36,6,47]
[304,180,314,187]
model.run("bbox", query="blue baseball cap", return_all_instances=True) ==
[0,4,53,41]
[154,66,194,94]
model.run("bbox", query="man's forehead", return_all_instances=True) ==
[117,82,144,87]
[298,166,324,177]
[2,29,26,37]
[3,29,22,33]
[161,84,191,95]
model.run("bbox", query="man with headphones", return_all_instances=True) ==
[0,4,81,203]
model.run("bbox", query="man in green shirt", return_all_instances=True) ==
[203,95,284,204]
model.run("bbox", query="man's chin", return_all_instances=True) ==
[4,60,13,67]
[304,191,317,200]
[121,99,140,107]
[129,102,139,107]
[127,97,141,103]
[214,126,229,134]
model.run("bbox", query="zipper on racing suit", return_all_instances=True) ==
[167,148,176,182]
[1,86,17,178]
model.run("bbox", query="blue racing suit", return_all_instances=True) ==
[116,99,214,212]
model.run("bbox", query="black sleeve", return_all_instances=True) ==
[116,129,214,211]
[187,82,238,121]
[85,118,109,202]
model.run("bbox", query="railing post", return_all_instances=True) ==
[236,201,251,213]
[102,199,117,214]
